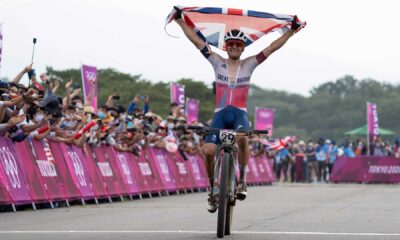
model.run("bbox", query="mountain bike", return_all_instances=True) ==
[188,126,268,238]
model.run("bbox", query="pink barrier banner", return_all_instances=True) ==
[133,149,163,193]
[15,140,50,202]
[47,141,81,199]
[91,146,122,196]
[108,148,140,195]
[59,144,95,198]
[148,147,177,191]
[81,145,109,197]
[30,139,69,200]
[254,155,275,182]
[186,153,209,188]
[331,156,400,183]
[0,138,31,204]
[247,156,261,184]
[168,152,196,190]
[0,163,13,203]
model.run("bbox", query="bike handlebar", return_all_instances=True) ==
[187,125,269,136]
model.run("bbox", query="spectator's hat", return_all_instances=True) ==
[166,115,175,121]
[116,105,126,114]
[0,81,10,92]
[103,115,114,123]
[40,95,63,117]
[84,105,98,118]
[144,112,154,118]
[326,139,331,144]
[298,140,305,146]
[177,116,187,123]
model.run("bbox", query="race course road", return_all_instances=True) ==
[1,183,400,240]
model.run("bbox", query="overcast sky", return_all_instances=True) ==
[0,0,399,96]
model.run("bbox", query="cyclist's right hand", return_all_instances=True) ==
[174,6,183,20]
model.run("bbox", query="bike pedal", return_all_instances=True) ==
[236,192,247,201]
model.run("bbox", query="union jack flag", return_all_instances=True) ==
[259,136,298,151]
[166,6,306,50]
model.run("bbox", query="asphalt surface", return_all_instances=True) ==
[1,183,400,240]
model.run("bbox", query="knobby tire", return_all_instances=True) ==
[217,151,230,238]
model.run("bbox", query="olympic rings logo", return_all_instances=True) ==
[67,151,87,187]
[117,154,133,185]
[259,111,271,118]
[0,147,21,189]
[85,71,97,82]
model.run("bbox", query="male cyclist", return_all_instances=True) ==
[174,7,301,213]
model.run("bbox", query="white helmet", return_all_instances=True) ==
[224,29,247,43]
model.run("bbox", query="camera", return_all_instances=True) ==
[112,95,120,100]
[49,118,57,126]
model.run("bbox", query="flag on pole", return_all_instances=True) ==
[254,107,274,137]
[186,98,200,124]
[81,64,98,112]
[367,102,379,150]
[166,6,306,50]
[170,82,185,109]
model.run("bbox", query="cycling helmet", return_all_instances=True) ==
[224,29,247,43]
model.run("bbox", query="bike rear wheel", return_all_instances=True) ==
[217,152,230,238]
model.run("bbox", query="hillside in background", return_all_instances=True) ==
[45,67,400,141]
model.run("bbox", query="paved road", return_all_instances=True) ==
[1,183,400,240]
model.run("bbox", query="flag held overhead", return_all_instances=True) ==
[165,6,306,51]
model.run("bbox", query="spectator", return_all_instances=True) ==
[305,140,317,182]
[327,140,339,180]
[316,138,329,182]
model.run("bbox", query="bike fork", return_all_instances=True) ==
[212,149,237,198]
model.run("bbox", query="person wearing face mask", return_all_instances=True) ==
[166,115,176,131]
[97,105,109,120]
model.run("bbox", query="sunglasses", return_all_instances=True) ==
[226,40,244,48]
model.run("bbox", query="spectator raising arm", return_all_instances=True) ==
[12,64,32,84]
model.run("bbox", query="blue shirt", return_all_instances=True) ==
[329,145,339,163]
[316,144,329,161]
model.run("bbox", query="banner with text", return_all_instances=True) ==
[170,83,185,109]
[367,102,379,145]
[331,156,400,183]
[81,64,98,112]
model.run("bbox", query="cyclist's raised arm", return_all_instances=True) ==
[174,7,206,50]
[251,16,301,65]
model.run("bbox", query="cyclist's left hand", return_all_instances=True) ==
[291,15,301,31]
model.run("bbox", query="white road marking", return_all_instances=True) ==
[0,230,399,236]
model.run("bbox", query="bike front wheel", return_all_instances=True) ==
[217,151,230,238]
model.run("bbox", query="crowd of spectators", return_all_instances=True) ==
[2,64,400,184]
[251,136,400,183]
[0,64,205,161]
